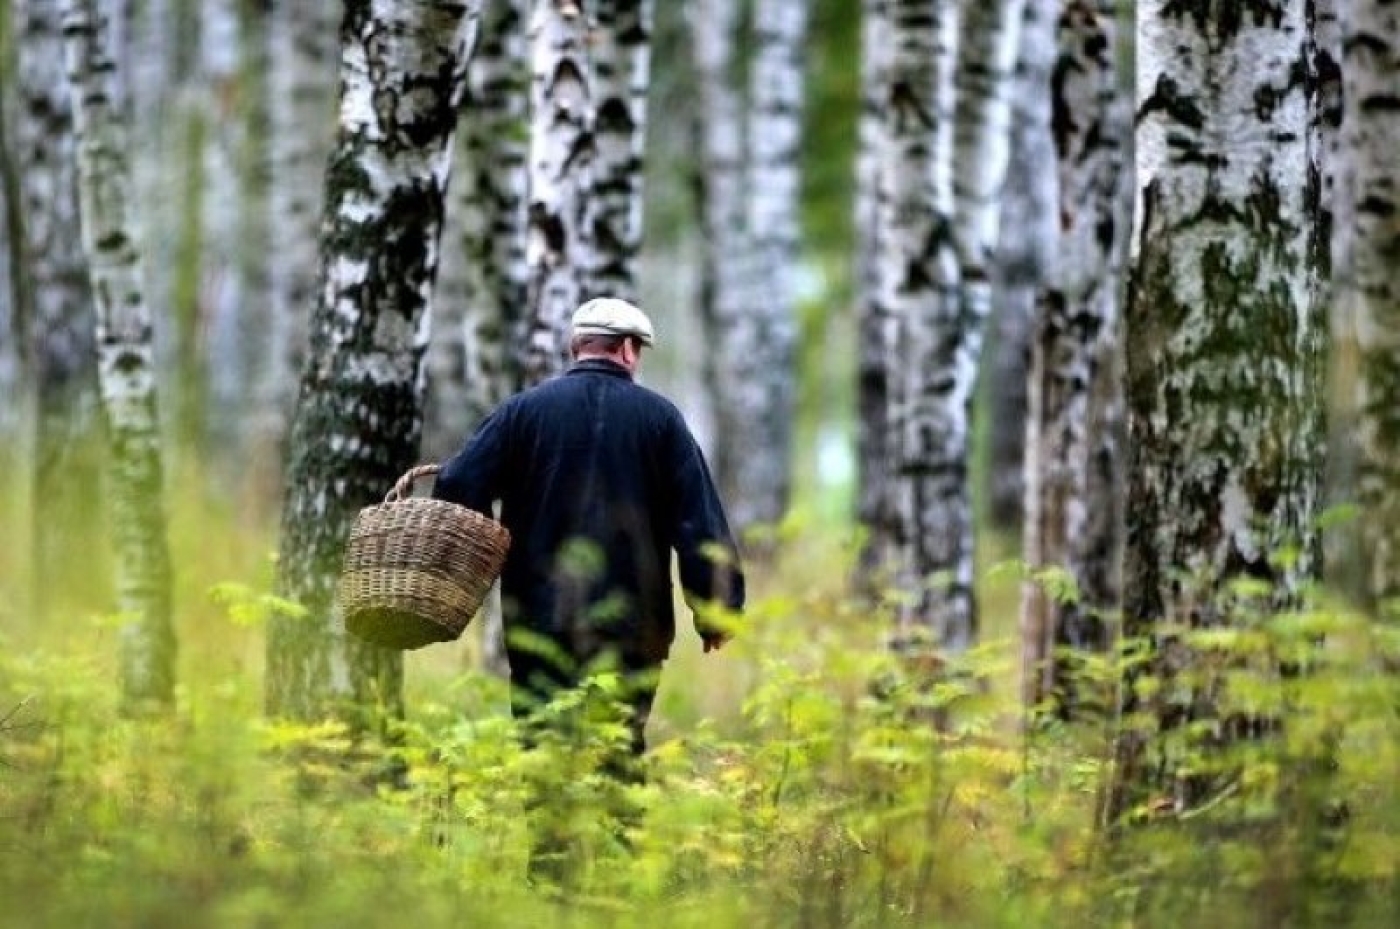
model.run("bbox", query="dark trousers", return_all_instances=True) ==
[507,645,661,761]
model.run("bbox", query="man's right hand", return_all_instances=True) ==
[701,633,730,653]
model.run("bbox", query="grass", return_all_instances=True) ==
[1,453,1398,927]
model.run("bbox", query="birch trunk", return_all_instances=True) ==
[426,0,528,677]
[882,0,966,651]
[16,0,100,619]
[199,0,244,454]
[585,0,651,303]
[689,0,753,533]
[61,0,175,709]
[0,22,23,445]
[1110,0,1323,818]
[268,0,478,724]
[987,0,1058,533]
[522,0,592,384]
[855,0,891,584]
[1349,0,1400,609]
[725,0,805,536]
[254,0,339,491]
[426,0,528,463]
[1020,0,1128,714]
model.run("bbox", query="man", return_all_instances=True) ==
[434,297,746,757]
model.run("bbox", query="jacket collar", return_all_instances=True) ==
[568,357,634,380]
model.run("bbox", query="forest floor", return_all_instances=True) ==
[0,463,1397,927]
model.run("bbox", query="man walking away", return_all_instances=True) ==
[434,297,746,759]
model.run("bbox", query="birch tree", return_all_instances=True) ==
[1110,0,1323,818]
[0,6,23,446]
[426,0,529,463]
[60,0,176,708]
[1349,0,1400,610]
[267,0,478,723]
[522,0,593,384]
[692,0,805,539]
[16,0,100,618]
[585,0,652,302]
[252,0,339,486]
[1020,0,1128,714]
[426,0,529,677]
[991,1,1052,537]
[987,0,1058,533]
[881,0,965,651]
[855,0,891,584]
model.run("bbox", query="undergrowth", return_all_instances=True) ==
[1,469,1398,927]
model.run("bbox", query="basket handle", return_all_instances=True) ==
[385,463,441,503]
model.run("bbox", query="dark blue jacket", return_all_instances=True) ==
[434,358,745,665]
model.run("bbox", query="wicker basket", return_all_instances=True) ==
[339,464,511,650]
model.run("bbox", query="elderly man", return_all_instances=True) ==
[434,297,746,758]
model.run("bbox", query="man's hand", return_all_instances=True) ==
[701,632,730,653]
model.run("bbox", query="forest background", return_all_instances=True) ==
[1,1,1397,926]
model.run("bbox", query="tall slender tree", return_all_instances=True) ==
[1020,0,1128,714]
[267,0,478,723]
[986,0,1058,534]
[692,0,805,540]
[16,0,101,619]
[881,0,965,651]
[522,0,593,384]
[1350,0,1400,610]
[585,0,652,303]
[855,0,892,586]
[1110,0,1323,818]
[427,0,529,677]
[0,0,25,448]
[427,0,529,462]
[60,0,176,709]
[252,0,339,490]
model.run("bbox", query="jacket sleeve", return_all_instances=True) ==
[432,404,509,517]
[666,416,746,622]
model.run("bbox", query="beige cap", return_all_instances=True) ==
[571,297,656,346]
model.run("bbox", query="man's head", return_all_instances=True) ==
[570,298,656,373]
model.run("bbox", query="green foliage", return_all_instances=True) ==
[1,467,1398,926]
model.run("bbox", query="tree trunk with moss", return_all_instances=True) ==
[1020,0,1128,715]
[1109,0,1323,819]
[1348,0,1400,611]
[61,0,176,709]
[267,0,478,724]
[17,0,101,620]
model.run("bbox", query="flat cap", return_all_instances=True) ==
[571,297,656,346]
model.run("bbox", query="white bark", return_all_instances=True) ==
[882,0,967,651]
[427,0,529,456]
[953,0,1026,332]
[256,0,339,476]
[584,0,652,302]
[200,0,244,451]
[522,0,592,384]
[1114,0,1323,816]
[60,0,175,708]
[987,0,1058,532]
[856,0,892,582]
[729,0,805,535]
[1348,0,1400,606]
[1020,0,1128,713]
[269,0,479,723]
[16,0,100,616]
[690,0,752,526]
